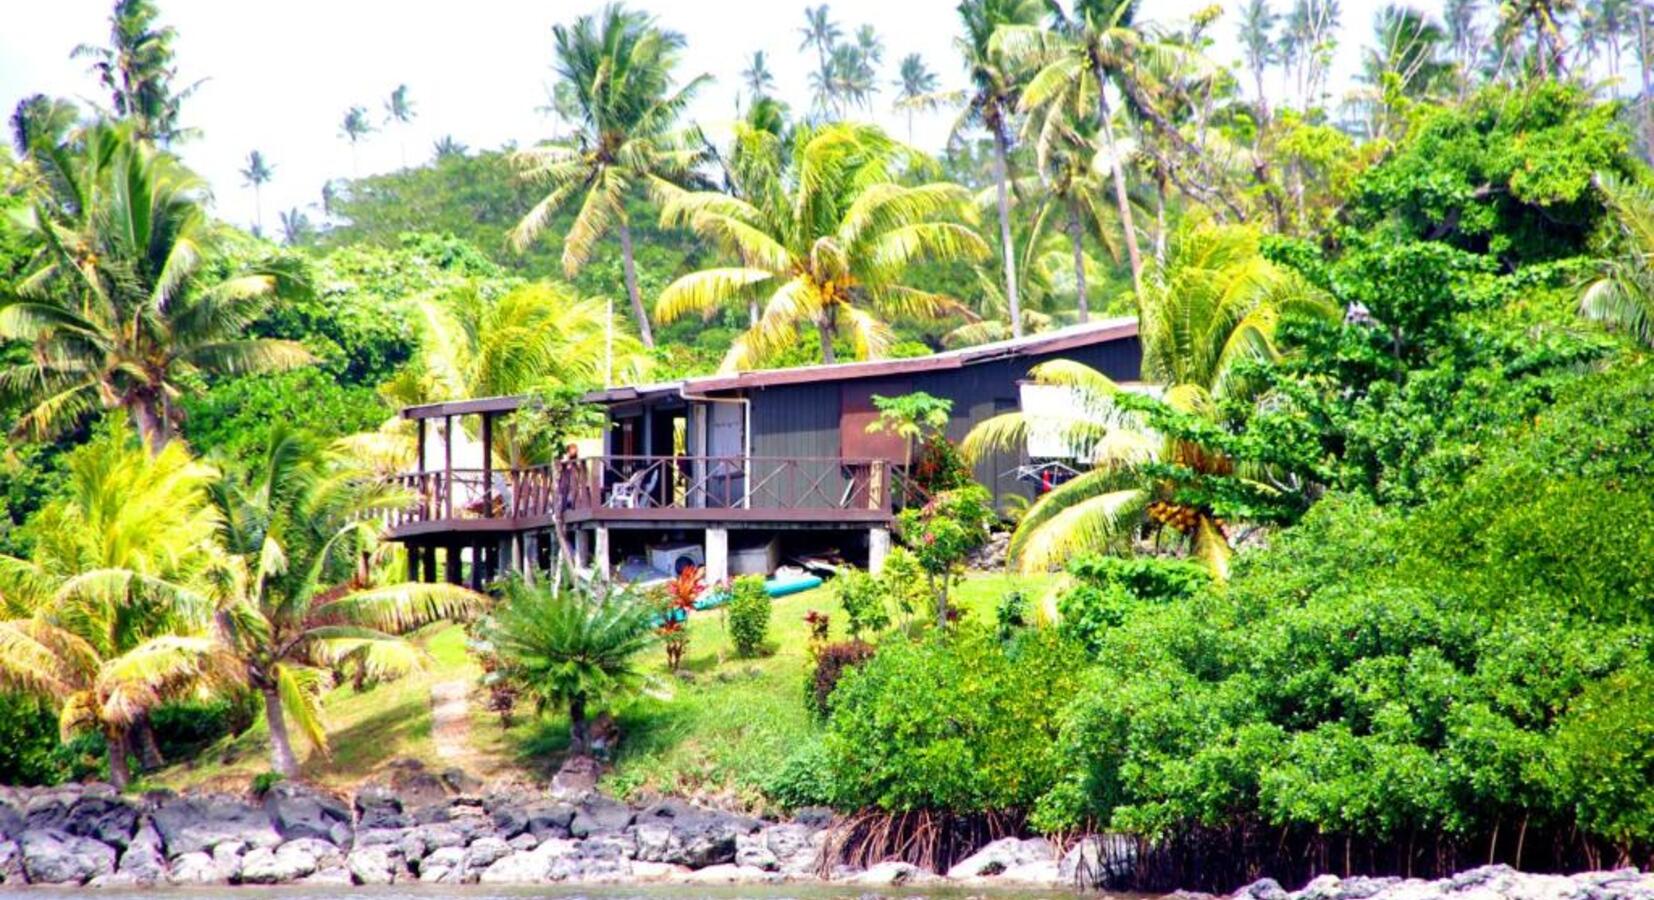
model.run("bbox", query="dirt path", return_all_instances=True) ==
[429,680,475,762]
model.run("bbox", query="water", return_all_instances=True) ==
[0,886,1091,899]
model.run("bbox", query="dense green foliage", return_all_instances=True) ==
[727,575,773,658]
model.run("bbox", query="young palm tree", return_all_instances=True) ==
[239,149,274,235]
[654,123,988,369]
[1580,175,1654,345]
[741,50,777,103]
[993,0,1161,298]
[339,105,374,176]
[1498,0,1577,76]
[962,222,1335,578]
[0,123,312,453]
[432,135,469,160]
[1021,114,1122,322]
[383,83,416,168]
[0,431,231,789]
[892,53,941,142]
[9,94,79,158]
[953,0,1045,337]
[208,428,485,778]
[799,5,843,86]
[278,207,312,245]
[483,577,656,756]
[509,4,709,349]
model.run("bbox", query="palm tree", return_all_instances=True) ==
[0,123,312,453]
[741,50,777,104]
[993,0,1172,299]
[239,149,274,236]
[339,105,374,176]
[962,222,1335,578]
[208,428,485,777]
[383,83,416,168]
[654,123,989,369]
[482,577,656,756]
[509,4,709,350]
[954,0,1045,338]
[432,135,468,160]
[1238,0,1279,127]
[0,431,231,789]
[71,0,199,145]
[1279,0,1343,101]
[1498,0,1578,76]
[1021,115,1122,322]
[1580,174,1654,345]
[892,53,941,142]
[1579,0,1632,91]
[1356,4,1452,136]
[1444,0,1486,94]
[799,5,844,86]
[278,208,312,245]
[9,95,79,158]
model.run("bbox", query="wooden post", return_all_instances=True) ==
[481,412,494,519]
[415,418,428,518]
[443,415,454,519]
[405,544,420,582]
[421,545,437,583]
[443,543,462,584]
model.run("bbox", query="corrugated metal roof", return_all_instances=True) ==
[403,316,1139,418]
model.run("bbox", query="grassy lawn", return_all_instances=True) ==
[151,572,1051,803]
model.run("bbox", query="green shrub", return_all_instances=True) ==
[727,575,772,657]
[995,590,1028,641]
[823,626,1088,814]
[835,570,890,637]
[766,737,835,809]
[878,547,929,620]
[251,771,287,797]
[1059,556,1212,655]
[0,694,74,786]
[894,485,995,625]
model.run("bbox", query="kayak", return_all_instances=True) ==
[692,574,824,610]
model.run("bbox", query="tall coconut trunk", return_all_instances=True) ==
[106,726,131,791]
[131,713,165,771]
[568,694,590,755]
[817,304,838,365]
[991,118,1023,337]
[617,221,655,349]
[1068,200,1089,323]
[262,685,300,778]
[127,397,168,456]
[1092,59,1145,297]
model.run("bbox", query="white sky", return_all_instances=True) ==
[0,0,1408,232]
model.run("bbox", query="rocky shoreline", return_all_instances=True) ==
[2,773,1653,898]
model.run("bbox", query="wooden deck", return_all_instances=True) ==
[381,455,924,540]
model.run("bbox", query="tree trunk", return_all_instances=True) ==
[106,727,131,791]
[1154,175,1169,264]
[1641,9,1654,159]
[991,118,1023,337]
[748,298,759,328]
[569,694,589,755]
[617,221,655,348]
[262,686,300,778]
[1092,61,1144,297]
[131,713,165,771]
[818,305,837,364]
[128,398,168,456]
[1068,200,1089,322]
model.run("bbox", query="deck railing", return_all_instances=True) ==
[383,455,930,529]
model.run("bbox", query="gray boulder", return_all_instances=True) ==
[302,865,353,885]
[478,838,580,884]
[211,840,246,880]
[526,802,577,840]
[19,828,117,885]
[0,840,22,884]
[569,795,632,837]
[735,830,777,870]
[849,860,932,885]
[264,782,353,848]
[464,835,512,874]
[115,822,168,886]
[345,843,403,885]
[167,851,224,885]
[354,827,408,847]
[148,793,281,857]
[237,838,341,885]
[0,797,22,842]
[1236,876,1291,900]
[25,788,137,849]
[417,845,466,883]
[403,822,465,860]
[947,836,1052,879]
[353,785,406,831]
[628,799,757,868]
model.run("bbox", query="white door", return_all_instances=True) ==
[707,401,745,507]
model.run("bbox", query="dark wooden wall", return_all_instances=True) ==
[744,334,1143,510]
